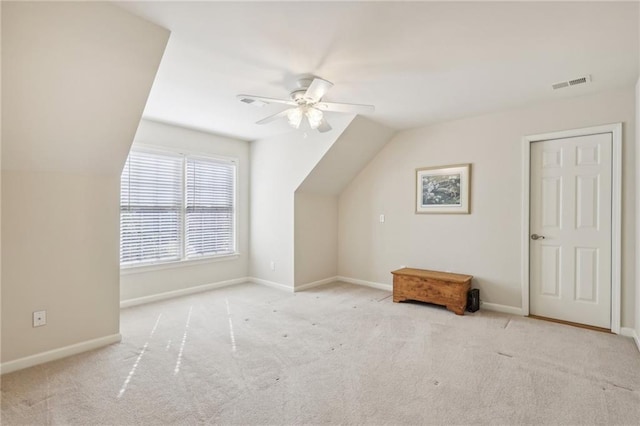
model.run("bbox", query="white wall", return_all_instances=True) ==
[338,87,637,327]
[250,115,354,288]
[120,120,250,301]
[1,2,168,364]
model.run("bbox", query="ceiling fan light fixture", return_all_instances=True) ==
[306,108,323,130]
[287,108,303,129]
[239,77,374,133]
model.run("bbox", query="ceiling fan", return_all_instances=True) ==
[237,77,374,133]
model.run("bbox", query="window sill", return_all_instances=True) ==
[120,253,240,276]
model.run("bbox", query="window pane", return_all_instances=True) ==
[186,157,235,257]
[120,151,183,265]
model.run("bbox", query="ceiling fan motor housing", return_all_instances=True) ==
[294,77,314,90]
[291,89,312,104]
[291,77,317,103]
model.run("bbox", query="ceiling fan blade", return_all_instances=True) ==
[238,94,296,107]
[256,108,294,125]
[316,101,375,114]
[304,78,333,102]
[317,118,332,133]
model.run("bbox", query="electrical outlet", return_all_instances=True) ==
[379,214,385,223]
[33,310,46,327]
[270,261,275,271]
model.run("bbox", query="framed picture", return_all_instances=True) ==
[416,163,471,214]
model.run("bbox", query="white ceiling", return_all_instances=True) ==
[117,1,639,141]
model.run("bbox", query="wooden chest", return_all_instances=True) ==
[391,268,473,315]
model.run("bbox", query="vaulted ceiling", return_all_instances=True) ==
[117,1,639,141]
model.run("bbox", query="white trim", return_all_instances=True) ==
[0,334,121,375]
[295,276,338,292]
[620,327,640,352]
[336,276,393,292]
[134,142,239,165]
[248,277,294,292]
[120,277,248,308]
[120,147,239,270]
[120,253,240,275]
[339,276,526,315]
[521,133,531,317]
[611,124,622,334]
[521,123,622,334]
[480,302,524,316]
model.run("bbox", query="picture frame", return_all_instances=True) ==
[416,163,471,214]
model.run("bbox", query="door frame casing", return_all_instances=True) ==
[521,123,622,334]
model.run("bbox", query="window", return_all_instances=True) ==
[120,149,236,267]
[185,157,235,258]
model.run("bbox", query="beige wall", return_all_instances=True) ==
[294,193,338,286]
[1,3,168,363]
[338,87,636,327]
[2,172,121,360]
[120,120,250,301]
[293,117,395,287]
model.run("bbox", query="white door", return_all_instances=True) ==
[529,133,612,328]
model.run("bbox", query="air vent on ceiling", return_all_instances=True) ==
[552,75,591,90]
[239,97,266,107]
[568,76,588,86]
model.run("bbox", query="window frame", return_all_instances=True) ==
[120,144,239,272]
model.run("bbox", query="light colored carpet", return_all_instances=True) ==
[1,281,639,425]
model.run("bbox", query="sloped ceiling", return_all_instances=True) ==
[117,1,639,141]
[2,2,169,174]
[297,116,395,195]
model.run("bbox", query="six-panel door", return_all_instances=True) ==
[529,133,612,328]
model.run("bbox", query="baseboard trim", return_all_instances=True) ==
[332,277,526,315]
[120,277,249,308]
[620,327,640,351]
[295,276,338,292]
[480,302,524,316]
[0,333,122,375]
[336,276,392,292]
[248,277,294,292]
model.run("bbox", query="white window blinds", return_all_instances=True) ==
[120,149,236,267]
[185,157,235,257]
[120,151,183,265]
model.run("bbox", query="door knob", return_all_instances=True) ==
[531,234,546,240]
